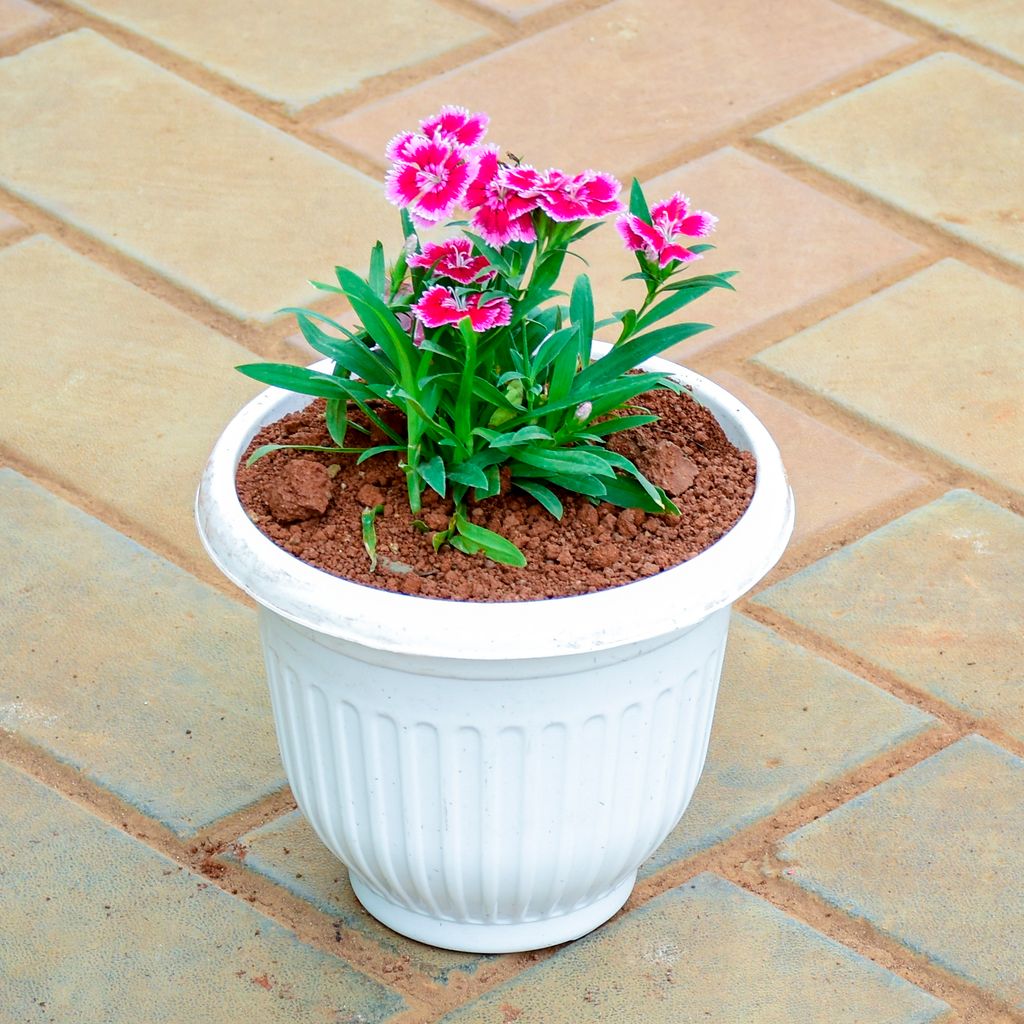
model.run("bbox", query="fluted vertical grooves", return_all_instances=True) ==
[260,608,731,928]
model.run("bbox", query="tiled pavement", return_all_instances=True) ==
[0,0,1021,1020]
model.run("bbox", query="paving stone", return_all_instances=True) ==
[0,30,399,321]
[882,0,1024,67]
[754,260,1024,496]
[0,237,263,561]
[0,469,284,836]
[0,208,25,236]
[707,372,927,544]
[573,148,920,353]
[752,491,1024,743]
[0,0,49,43]
[66,0,487,110]
[228,811,492,985]
[321,0,908,177]
[438,873,948,1023]
[761,54,1024,269]
[0,760,406,1022]
[473,0,560,19]
[779,735,1024,1006]
[642,616,933,875]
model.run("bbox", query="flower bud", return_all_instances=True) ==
[574,401,593,421]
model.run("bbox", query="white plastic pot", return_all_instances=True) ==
[196,350,793,953]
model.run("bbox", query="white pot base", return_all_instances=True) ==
[349,872,637,954]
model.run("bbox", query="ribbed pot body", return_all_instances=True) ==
[196,348,794,951]
[259,605,729,949]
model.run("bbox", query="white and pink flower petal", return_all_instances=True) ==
[420,105,490,148]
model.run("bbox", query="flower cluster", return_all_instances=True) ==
[385,105,625,247]
[239,107,735,566]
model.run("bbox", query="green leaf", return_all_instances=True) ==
[356,444,402,464]
[236,362,348,399]
[530,324,578,377]
[475,425,554,449]
[570,274,595,356]
[599,475,679,515]
[416,454,447,497]
[573,322,712,393]
[334,266,416,388]
[511,469,607,498]
[474,465,502,501]
[309,280,345,294]
[583,414,659,437]
[454,513,527,567]
[361,504,384,572]
[368,241,386,298]
[513,479,563,519]
[635,276,736,332]
[629,178,652,223]
[513,447,616,479]
[325,397,348,447]
[461,230,510,275]
[244,442,347,466]
[448,461,490,489]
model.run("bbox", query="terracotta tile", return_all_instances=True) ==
[320,0,909,178]
[571,148,920,354]
[0,30,399,321]
[66,0,487,110]
[755,260,1024,496]
[762,54,1024,268]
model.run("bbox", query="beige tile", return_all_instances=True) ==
[708,372,926,543]
[780,736,1024,1006]
[0,30,400,321]
[0,760,406,1020]
[883,0,1024,67]
[762,54,1024,268]
[439,874,947,1023]
[572,148,920,353]
[474,0,561,18]
[644,615,933,874]
[755,259,1024,495]
[0,236,262,560]
[66,0,487,110]
[0,0,49,44]
[321,0,909,177]
[754,491,1024,743]
[229,811,492,985]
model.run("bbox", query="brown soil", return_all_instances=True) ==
[235,388,756,602]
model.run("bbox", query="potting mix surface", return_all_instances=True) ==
[3,3,1022,1023]
[236,389,756,600]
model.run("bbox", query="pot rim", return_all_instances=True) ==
[196,347,794,660]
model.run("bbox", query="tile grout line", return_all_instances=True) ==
[740,603,1024,761]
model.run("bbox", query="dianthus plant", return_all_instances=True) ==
[238,106,735,567]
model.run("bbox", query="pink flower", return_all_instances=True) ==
[536,169,624,222]
[419,105,490,148]
[413,284,513,332]
[464,148,539,247]
[385,137,478,226]
[384,131,420,163]
[407,238,495,284]
[616,192,717,268]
